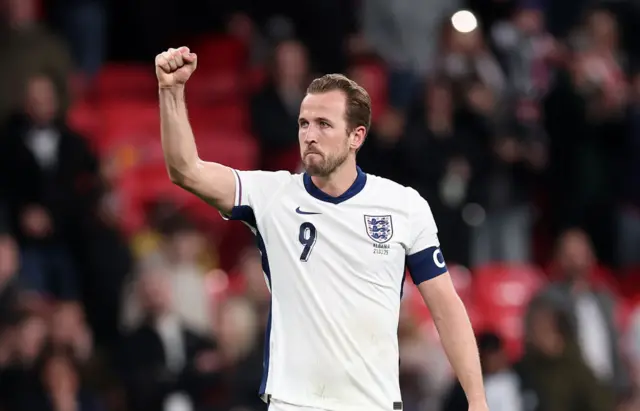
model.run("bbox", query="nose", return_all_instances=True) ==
[301,126,318,145]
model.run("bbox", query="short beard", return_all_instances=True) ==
[303,149,349,177]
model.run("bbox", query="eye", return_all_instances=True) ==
[319,121,330,128]
[299,120,309,128]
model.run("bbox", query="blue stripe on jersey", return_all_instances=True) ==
[400,263,407,299]
[406,246,448,285]
[229,205,257,230]
[259,305,272,397]
[227,205,272,396]
[303,166,367,204]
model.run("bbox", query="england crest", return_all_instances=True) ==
[364,215,394,243]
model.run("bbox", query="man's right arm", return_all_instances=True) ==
[159,86,236,215]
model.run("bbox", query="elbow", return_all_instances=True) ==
[168,170,186,187]
[167,163,198,189]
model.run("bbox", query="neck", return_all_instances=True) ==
[310,159,358,197]
[570,277,590,294]
[150,309,174,324]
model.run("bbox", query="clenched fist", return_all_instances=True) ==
[155,46,197,88]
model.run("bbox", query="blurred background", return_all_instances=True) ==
[0,0,640,410]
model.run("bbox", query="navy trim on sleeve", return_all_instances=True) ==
[406,246,448,285]
[228,205,257,230]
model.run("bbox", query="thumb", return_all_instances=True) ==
[183,52,197,63]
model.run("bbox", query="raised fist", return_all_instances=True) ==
[155,47,197,88]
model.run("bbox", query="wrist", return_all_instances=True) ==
[159,85,186,104]
[468,397,488,407]
[158,84,185,94]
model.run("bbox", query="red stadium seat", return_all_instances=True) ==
[66,99,100,142]
[246,66,267,93]
[189,103,249,132]
[186,36,248,101]
[96,101,162,169]
[620,266,640,301]
[115,163,195,234]
[348,60,388,123]
[193,35,247,71]
[402,264,481,328]
[192,128,259,171]
[95,64,157,101]
[187,69,245,103]
[472,263,547,360]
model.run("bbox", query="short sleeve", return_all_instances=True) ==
[405,188,448,285]
[222,169,293,229]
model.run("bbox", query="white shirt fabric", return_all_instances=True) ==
[485,370,523,411]
[575,293,614,381]
[154,314,193,411]
[25,127,60,170]
[222,167,448,411]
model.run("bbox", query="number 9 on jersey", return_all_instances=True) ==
[298,222,317,262]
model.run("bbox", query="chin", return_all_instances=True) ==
[303,163,322,176]
[303,160,328,177]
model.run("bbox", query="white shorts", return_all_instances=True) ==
[268,398,327,411]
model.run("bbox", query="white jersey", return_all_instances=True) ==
[223,167,448,411]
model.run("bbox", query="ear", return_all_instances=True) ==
[349,126,367,150]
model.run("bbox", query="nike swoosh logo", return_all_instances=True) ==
[296,207,321,215]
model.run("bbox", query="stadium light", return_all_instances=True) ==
[451,10,478,33]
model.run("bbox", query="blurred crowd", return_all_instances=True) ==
[1,0,640,410]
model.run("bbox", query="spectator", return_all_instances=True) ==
[619,69,640,267]
[0,214,17,275]
[435,20,544,266]
[0,72,99,303]
[122,215,216,336]
[0,0,73,127]
[250,39,310,172]
[19,348,105,411]
[360,0,462,109]
[0,200,20,325]
[528,228,630,400]
[357,108,409,178]
[118,270,220,411]
[570,8,627,121]
[230,248,271,322]
[491,0,558,138]
[627,305,640,401]
[49,302,93,364]
[442,332,524,411]
[213,297,265,411]
[438,22,507,100]
[226,12,270,70]
[402,79,492,265]
[0,312,49,411]
[516,301,614,411]
[545,8,627,264]
[72,180,133,349]
[492,1,557,106]
[48,0,107,80]
[397,301,446,411]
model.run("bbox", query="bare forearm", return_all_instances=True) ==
[154,47,236,212]
[433,296,485,404]
[159,86,199,183]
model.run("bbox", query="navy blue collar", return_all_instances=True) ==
[303,166,367,204]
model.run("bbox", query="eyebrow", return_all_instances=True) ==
[298,116,332,124]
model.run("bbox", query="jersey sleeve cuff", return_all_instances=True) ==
[406,246,448,285]
[220,169,242,221]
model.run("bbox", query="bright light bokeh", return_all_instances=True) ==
[451,10,478,33]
